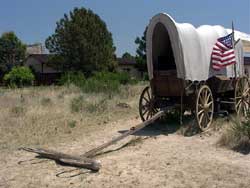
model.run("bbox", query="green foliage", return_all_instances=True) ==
[68,120,77,128]
[0,32,26,75]
[45,7,117,76]
[219,114,250,154]
[122,52,135,61]
[59,71,136,94]
[82,76,120,94]
[81,71,136,93]
[232,118,250,140]
[134,27,147,73]
[4,66,34,87]
[59,71,85,87]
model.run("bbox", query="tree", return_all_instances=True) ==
[134,27,147,73]
[122,52,135,61]
[45,7,117,76]
[3,66,34,87]
[0,32,26,76]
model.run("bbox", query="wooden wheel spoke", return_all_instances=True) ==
[198,109,204,116]
[142,96,150,103]
[236,97,242,107]
[235,77,250,118]
[139,86,157,122]
[206,93,212,103]
[146,111,151,120]
[199,113,205,124]
[196,85,214,131]
[142,108,149,116]
[146,89,151,100]
[207,101,213,106]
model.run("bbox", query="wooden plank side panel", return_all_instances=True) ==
[152,71,184,97]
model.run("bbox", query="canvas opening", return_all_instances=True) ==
[152,22,176,72]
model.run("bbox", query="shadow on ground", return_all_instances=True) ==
[118,114,201,137]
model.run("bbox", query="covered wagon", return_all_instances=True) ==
[139,13,250,131]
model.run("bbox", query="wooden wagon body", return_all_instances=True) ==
[139,13,250,130]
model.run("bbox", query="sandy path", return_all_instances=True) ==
[1,117,250,188]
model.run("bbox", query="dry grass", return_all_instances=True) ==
[0,83,146,151]
[218,116,250,154]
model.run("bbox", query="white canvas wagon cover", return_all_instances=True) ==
[146,13,248,81]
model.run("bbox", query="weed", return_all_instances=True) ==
[11,106,26,116]
[85,98,107,113]
[71,96,108,114]
[40,97,52,106]
[71,96,85,113]
[218,116,250,154]
[68,120,77,128]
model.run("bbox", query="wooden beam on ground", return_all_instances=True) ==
[20,147,101,171]
[82,110,165,158]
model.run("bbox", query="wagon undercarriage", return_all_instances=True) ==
[139,76,250,131]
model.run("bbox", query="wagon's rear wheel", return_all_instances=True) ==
[139,86,159,121]
[235,77,250,117]
[196,85,214,131]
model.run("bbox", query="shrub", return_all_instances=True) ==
[59,71,85,87]
[60,71,137,94]
[68,120,77,128]
[81,71,136,94]
[218,115,250,154]
[3,66,34,87]
[82,77,120,94]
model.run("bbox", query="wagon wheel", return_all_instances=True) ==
[196,85,214,131]
[235,77,250,118]
[139,86,159,121]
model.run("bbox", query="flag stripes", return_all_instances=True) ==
[211,33,236,70]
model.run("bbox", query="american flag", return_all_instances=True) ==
[211,33,236,70]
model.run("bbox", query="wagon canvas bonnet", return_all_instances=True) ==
[146,13,246,81]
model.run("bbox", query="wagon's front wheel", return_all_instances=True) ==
[196,85,214,131]
[235,77,250,118]
[139,86,159,121]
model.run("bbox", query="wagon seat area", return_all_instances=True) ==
[152,22,183,97]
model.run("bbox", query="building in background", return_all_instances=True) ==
[26,43,45,55]
[116,57,141,79]
[24,54,61,85]
[242,40,250,76]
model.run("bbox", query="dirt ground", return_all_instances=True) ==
[1,116,250,188]
[0,86,250,188]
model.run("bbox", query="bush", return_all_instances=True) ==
[81,71,136,93]
[93,71,132,85]
[82,77,120,94]
[3,66,34,87]
[59,71,85,87]
[218,115,250,154]
[60,71,137,94]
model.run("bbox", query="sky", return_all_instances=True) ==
[0,0,249,56]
